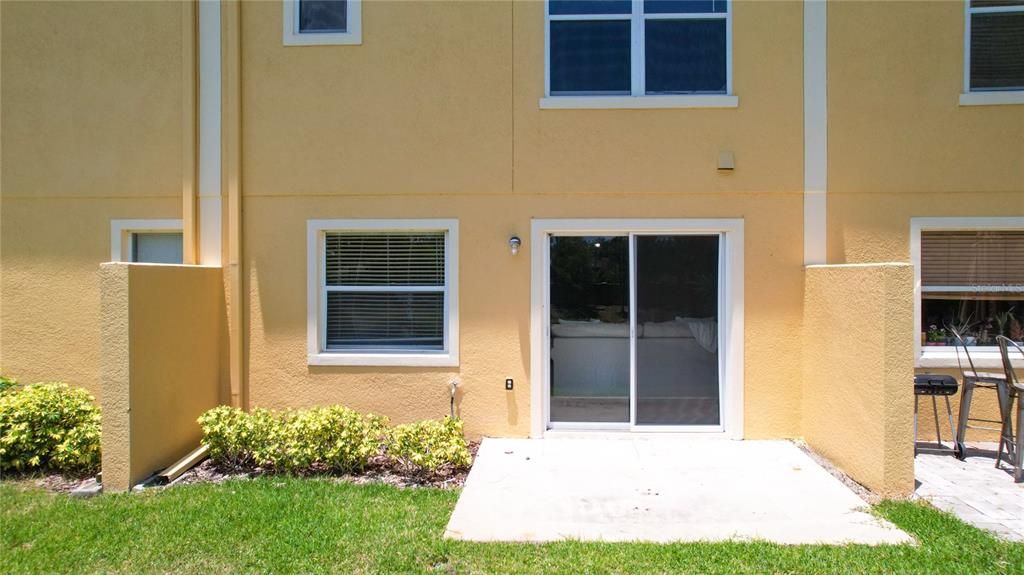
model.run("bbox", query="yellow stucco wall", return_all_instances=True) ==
[827,0,1023,264]
[0,1,187,397]
[240,0,806,439]
[100,263,223,492]
[804,264,916,497]
[1,0,1017,454]
[826,1,1023,437]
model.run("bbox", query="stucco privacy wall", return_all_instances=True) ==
[240,0,805,439]
[0,1,187,396]
[100,263,223,492]
[804,264,915,497]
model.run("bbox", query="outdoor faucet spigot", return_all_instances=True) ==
[449,379,459,419]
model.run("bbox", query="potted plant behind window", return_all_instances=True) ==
[925,324,946,346]
[994,306,1015,340]
[946,310,976,346]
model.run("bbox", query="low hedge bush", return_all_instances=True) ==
[388,416,471,474]
[0,382,102,473]
[199,405,391,473]
[197,406,471,476]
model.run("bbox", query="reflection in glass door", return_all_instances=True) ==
[549,236,630,424]
[547,233,722,429]
[634,235,720,426]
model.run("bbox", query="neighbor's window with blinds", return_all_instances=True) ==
[967,0,1024,91]
[921,230,1024,348]
[323,232,448,353]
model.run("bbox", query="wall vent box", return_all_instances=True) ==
[718,151,735,170]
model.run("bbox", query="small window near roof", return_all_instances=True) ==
[966,0,1024,91]
[283,0,361,46]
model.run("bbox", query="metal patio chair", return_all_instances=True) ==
[951,327,1009,460]
[996,336,1023,482]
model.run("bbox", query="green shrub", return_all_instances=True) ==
[0,383,101,473]
[198,405,390,473]
[0,375,17,394]
[280,406,389,473]
[387,416,471,474]
[197,406,280,469]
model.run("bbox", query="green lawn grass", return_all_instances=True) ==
[1,477,1021,574]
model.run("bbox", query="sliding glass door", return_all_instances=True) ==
[549,236,630,424]
[634,235,720,427]
[548,233,722,429]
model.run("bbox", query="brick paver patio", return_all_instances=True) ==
[915,442,1024,541]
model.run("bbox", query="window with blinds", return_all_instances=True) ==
[921,230,1024,288]
[968,0,1024,91]
[323,232,447,352]
[920,229,1024,347]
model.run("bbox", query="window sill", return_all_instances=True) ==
[539,95,739,110]
[283,32,362,46]
[308,352,458,367]
[917,351,1022,369]
[958,91,1024,107]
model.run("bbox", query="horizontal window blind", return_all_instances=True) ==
[324,232,446,351]
[325,292,444,350]
[921,230,1024,288]
[325,233,445,286]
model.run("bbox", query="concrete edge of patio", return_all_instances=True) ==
[445,437,914,545]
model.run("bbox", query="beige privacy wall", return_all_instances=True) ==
[803,264,915,497]
[100,263,224,492]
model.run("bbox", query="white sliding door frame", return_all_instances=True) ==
[530,219,744,438]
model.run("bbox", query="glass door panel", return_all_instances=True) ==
[634,235,720,426]
[549,235,630,423]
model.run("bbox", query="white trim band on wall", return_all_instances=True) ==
[803,0,827,266]
[198,0,222,266]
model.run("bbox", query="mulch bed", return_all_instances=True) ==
[173,441,481,490]
[0,470,96,494]
[1,442,480,494]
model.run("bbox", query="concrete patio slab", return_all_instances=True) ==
[915,442,1024,541]
[445,437,912,545]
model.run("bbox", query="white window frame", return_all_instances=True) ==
[960,1,1024,106]
[541,0,737,109]
[307,219,459,367]
[109,219,184,263]
[283,0,362,46]
[911,217,1024,368]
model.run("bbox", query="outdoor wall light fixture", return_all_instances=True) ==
[509,236,522,255]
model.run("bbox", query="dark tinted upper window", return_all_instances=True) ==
[550,21,632,94]
[645,19,727,93]
[968,0,1024,90]
[547,0,729,96]
[299,0,347,33]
